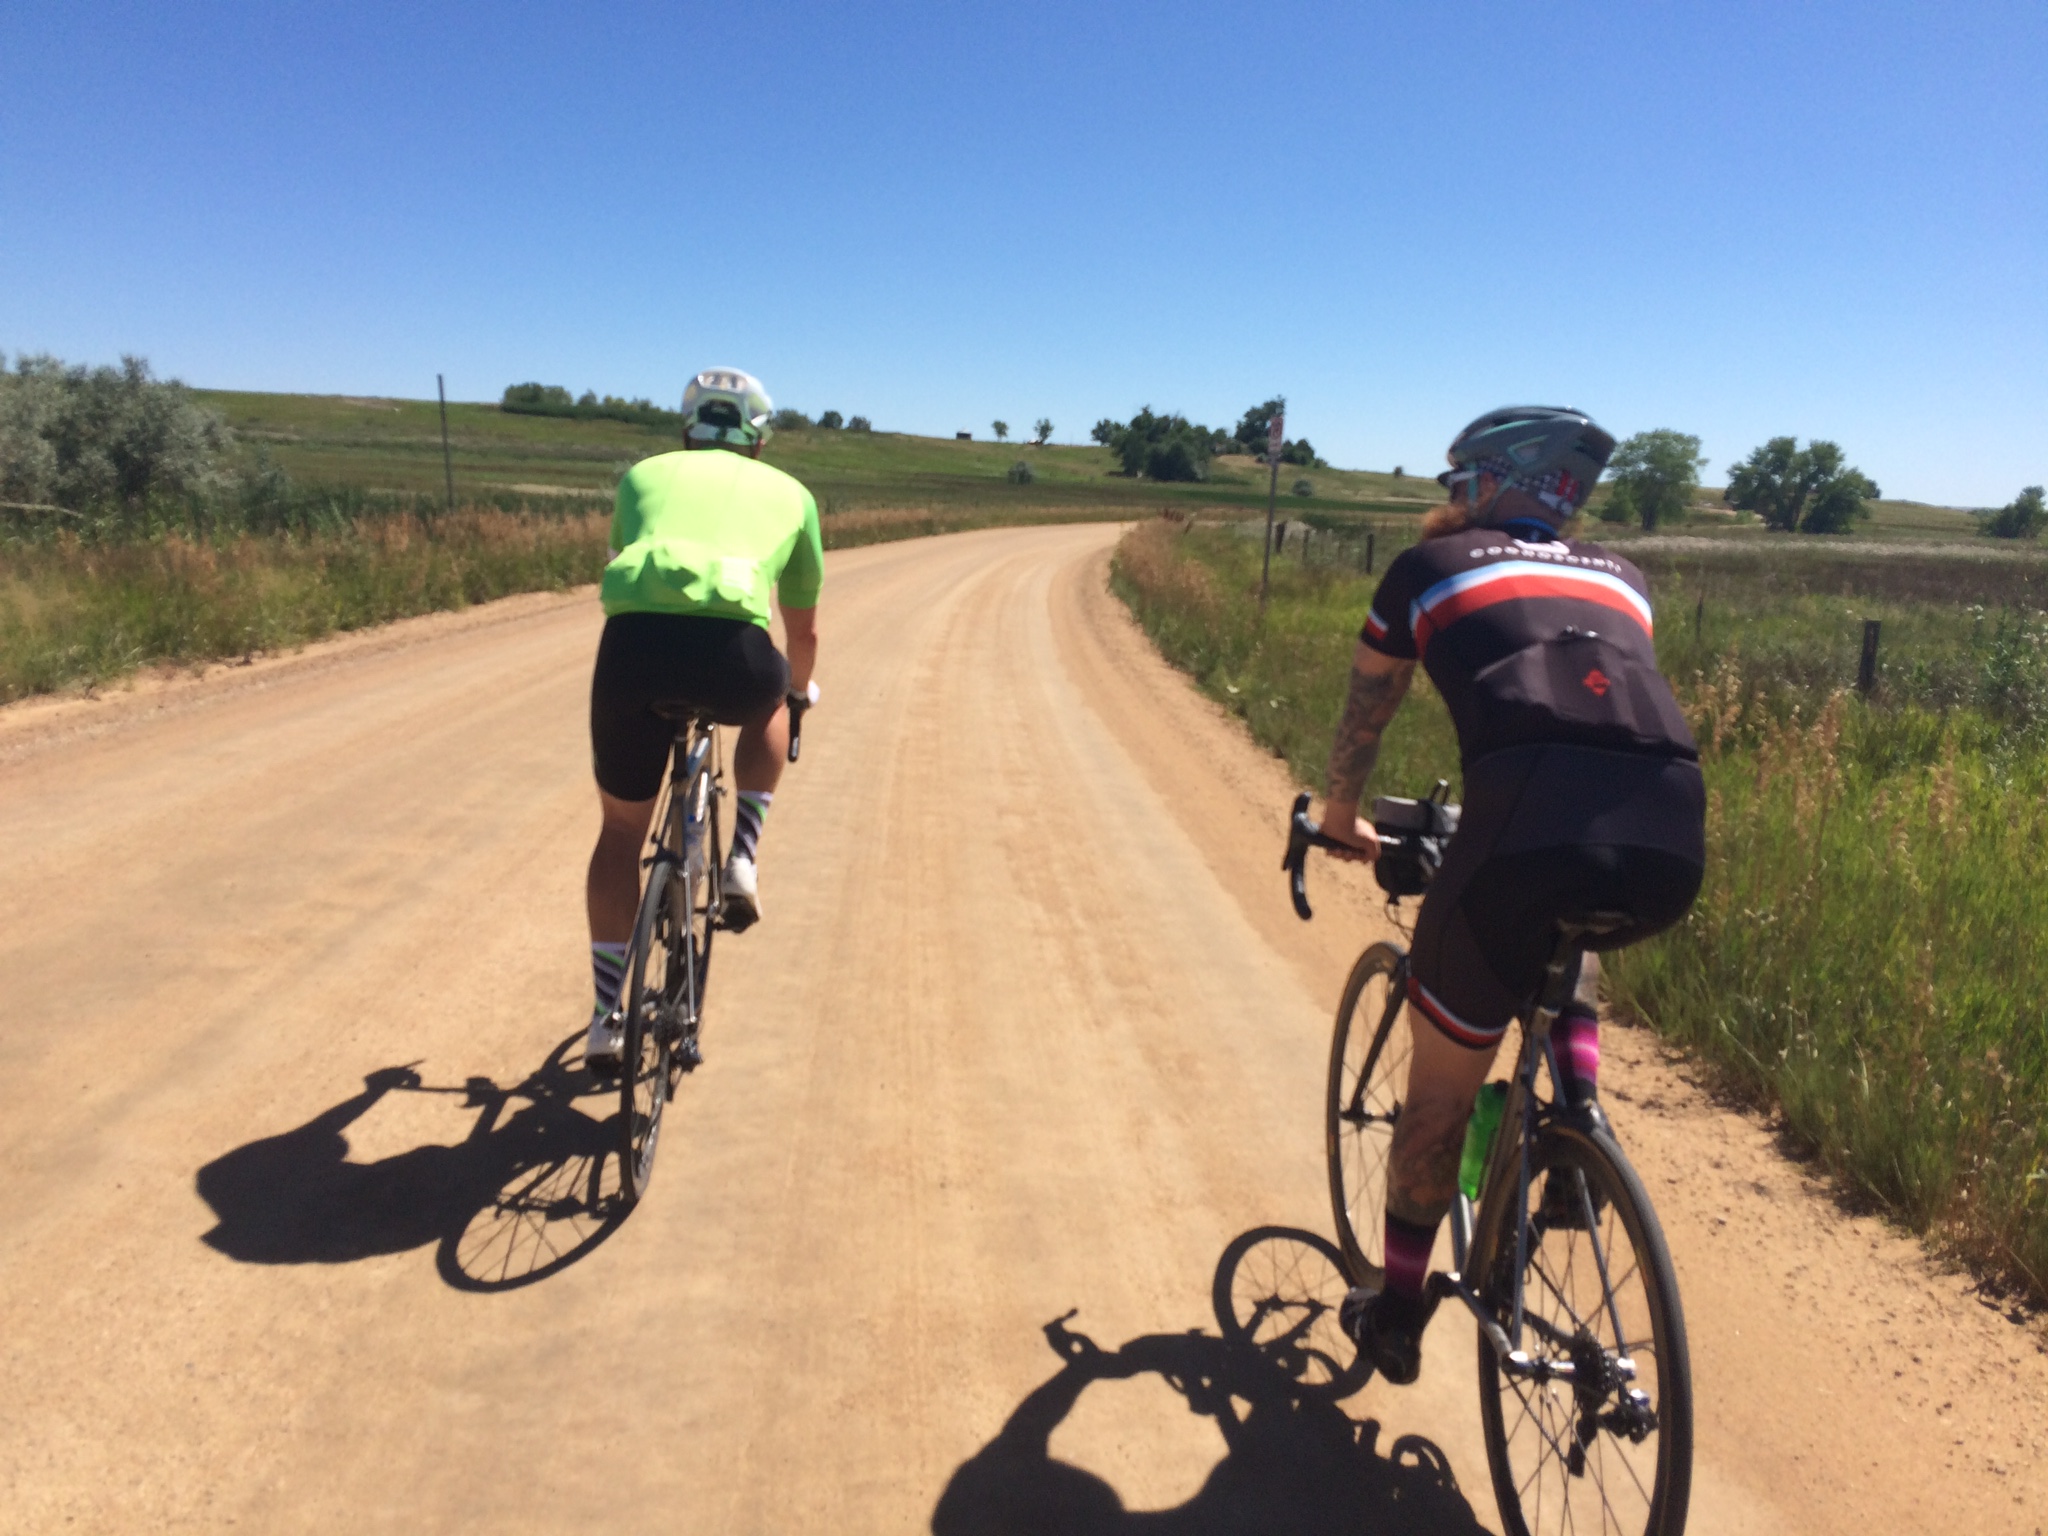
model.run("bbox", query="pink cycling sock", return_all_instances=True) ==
[1382,1213,1438,1300]
[1555,1006,1600,1103]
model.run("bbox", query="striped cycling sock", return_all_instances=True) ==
[1382,1212,1439,1300]
[1554,1006,1600,1105]
[732,791,773,863]
[591,941,628,1020]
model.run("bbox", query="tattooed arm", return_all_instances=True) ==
[1321,641,1416,860]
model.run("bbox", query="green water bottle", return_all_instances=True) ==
[1458,1082,1509,1201]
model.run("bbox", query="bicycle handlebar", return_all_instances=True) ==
[1283,787,1457,921]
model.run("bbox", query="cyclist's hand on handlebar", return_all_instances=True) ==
[1319,802,1382,863]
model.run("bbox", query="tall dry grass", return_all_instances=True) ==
[0,507,610,701]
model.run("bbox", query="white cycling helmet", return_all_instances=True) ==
[681,367,774,446]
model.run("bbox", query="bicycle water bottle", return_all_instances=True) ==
[1458,1082,1509,1201]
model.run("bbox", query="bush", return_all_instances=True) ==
[1006,460,1035,485]
[818,411,844,431]
[846,416,872,433]
[0,353,236,512]
[1983,485,2046,540]
[1291,478,1314,497]
[770,408,812,431]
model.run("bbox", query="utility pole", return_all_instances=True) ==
[437,374,456,516]
[1258,402,1284,611]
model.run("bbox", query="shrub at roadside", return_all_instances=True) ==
[1111,515,2048,1302]
[2,353,239,512]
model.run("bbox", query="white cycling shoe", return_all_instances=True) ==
[722,853,762,933]
[584,1007,624,1074]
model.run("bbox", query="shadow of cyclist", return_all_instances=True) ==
[932,1230,1487,1535]
[195,1033,626,1291]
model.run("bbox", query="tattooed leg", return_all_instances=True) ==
[1386,1013,1502,1227]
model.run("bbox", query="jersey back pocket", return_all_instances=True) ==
[1472,630,1697,756]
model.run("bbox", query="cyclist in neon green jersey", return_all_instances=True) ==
[582,367,823,1071]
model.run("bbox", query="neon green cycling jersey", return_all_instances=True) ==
[600,449,824,626]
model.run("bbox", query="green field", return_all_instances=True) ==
[1111,516,2048,1303]
[196,389,1442,520]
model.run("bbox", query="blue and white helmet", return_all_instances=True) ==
[682,367,774,446]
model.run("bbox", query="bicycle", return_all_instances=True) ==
[1283,788,1693,1536]
[613,687,812,1205]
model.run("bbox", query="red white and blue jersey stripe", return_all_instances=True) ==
[1360,528,1692,765]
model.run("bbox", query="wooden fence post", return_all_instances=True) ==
[1365,530,1376,573]
[1858,619,1882,695]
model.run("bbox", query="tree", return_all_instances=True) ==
[1983,485,2047,540]
[502,382,573,410]
[847,415,872,432]
[992,420,1009,441]
[1726,437,1878,533]
[769,408,811,431]
[1033,417,1053,446]
[818,410,844,430]
[1097,407,1212,482]
[1234,398,1284,454]
[1605,429,1707,531]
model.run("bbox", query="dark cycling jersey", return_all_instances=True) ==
[1361,528,1695,764]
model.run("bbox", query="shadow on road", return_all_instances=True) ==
[195,1033,627,1291]
[933,1227,1487,1535]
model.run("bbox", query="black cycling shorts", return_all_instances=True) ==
[1406,743,1705,1050]
[590,613,789,801]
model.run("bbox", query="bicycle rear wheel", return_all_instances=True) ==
[618,859,686,1205]
[1473,1118,1693,1536]
[1325,942,1410,1284]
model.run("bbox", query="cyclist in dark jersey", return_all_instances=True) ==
[1320,406,1705,1385]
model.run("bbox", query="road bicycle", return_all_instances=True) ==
[1283,788,1693,1536]
[614,688,812,1205]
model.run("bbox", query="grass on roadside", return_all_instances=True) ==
[0,508,611,701]
[1111,515,2048,1303]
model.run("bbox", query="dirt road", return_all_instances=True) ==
[3,522,2043,1533]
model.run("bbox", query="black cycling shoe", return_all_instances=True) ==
[1340,1285,1439,1386]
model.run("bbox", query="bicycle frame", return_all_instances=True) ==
[1434,931,1639,1392]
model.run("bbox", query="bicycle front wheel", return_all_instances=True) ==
[1473,1118,1693,1536]
[1325,941,1410,1285]
[618,859,685,1205]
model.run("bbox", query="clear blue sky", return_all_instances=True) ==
[3,1,2041,505]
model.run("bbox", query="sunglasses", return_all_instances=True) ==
[1437,467,1483,502]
